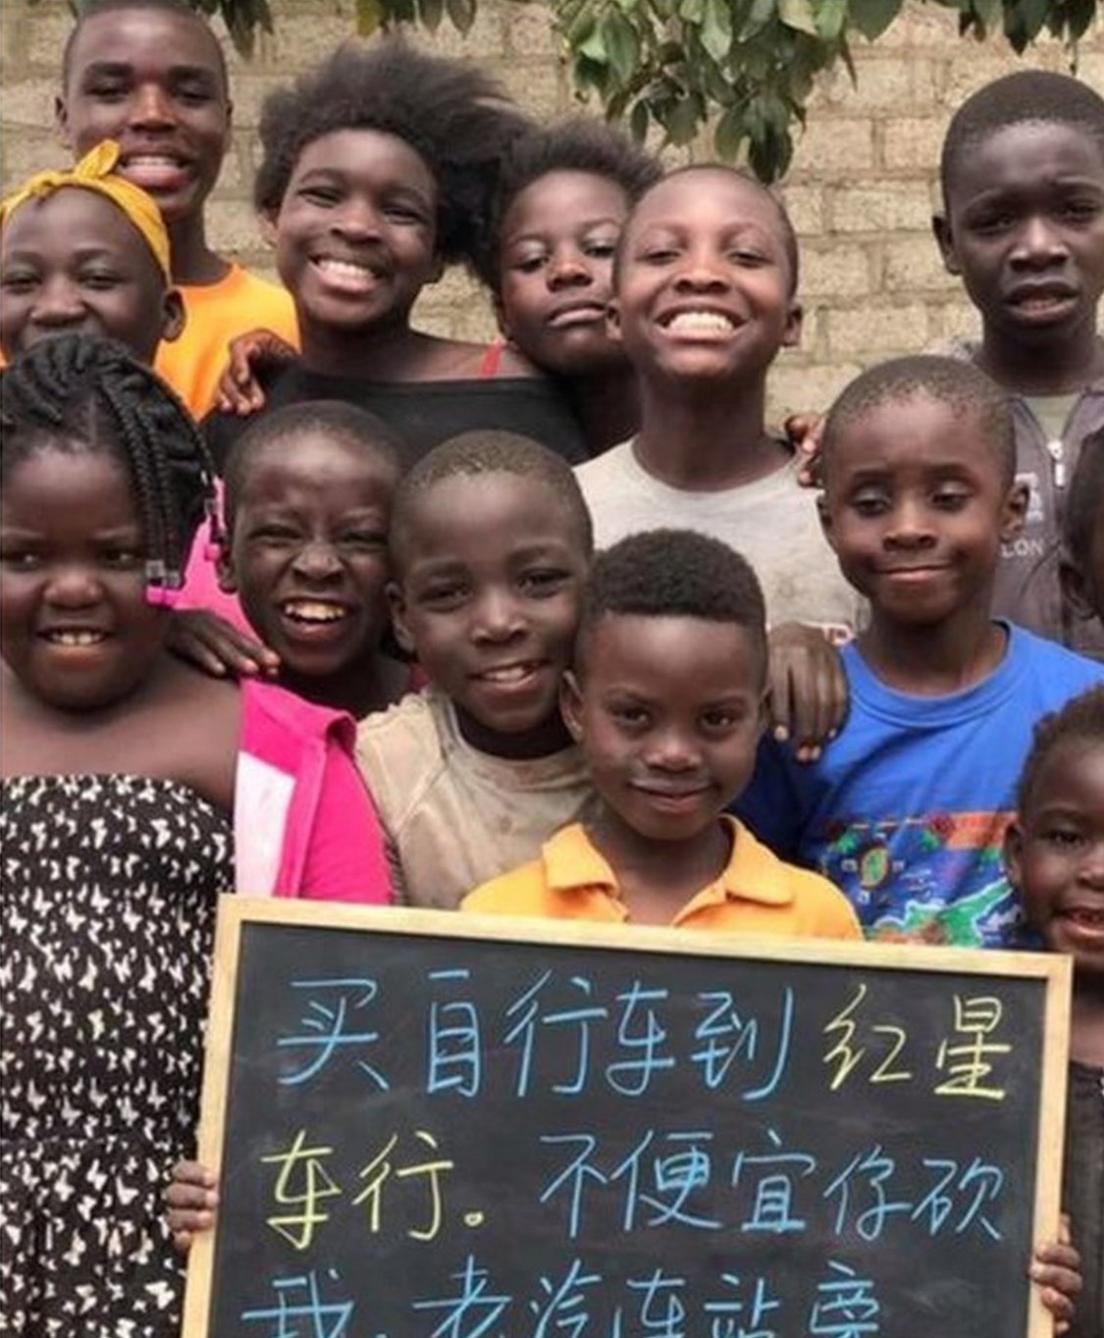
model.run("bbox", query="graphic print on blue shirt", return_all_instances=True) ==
[737,624,1104,949]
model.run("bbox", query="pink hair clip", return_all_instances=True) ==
[145,561,182,608]
[145,584,181,609]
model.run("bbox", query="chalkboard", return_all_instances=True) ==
[183,899,1071,1338]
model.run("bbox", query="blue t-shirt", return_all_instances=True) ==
[737,624,1104,948]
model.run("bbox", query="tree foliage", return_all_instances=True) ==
[52,0,1098,180]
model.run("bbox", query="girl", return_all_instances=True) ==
[202,39,588,471]
[0,335,390,1336]
[219,118,662,457]
[1007,687,1104,1338]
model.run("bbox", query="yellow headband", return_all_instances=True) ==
[0,139,172,281]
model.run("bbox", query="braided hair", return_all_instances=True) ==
[0,334,216,595]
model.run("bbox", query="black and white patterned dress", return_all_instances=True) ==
[1,774,233,1337]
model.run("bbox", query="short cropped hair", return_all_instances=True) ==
[222,400,403,527]
[577,529,767,676]
[620,164,800,294]
[941,71,1104,202]
[62,0,228,96]
[253,39,527,267]
[1064,428,1104,573]
[474,118,662,290]
[1017,684,1104,814]
[822,355,1016,487]
[390,429,593,564]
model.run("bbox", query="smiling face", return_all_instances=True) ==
[0,445,168,712]
[820,393,1027,628]
[563,612,765,843]
[271,128,440,340]
[938,121,1104,354]
[610,169,801,387]
[0,188,182,362]
[389,472,588,757]
[220,430,397,689]
[1007,740,1104,979]
[497,170,629,376]
[57,7,230,228]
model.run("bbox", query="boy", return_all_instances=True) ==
[465,528,860,937]
[55,0,297,415]
[1006,686,1104,1338]
[738,355,1104,949]
[576,164,860,756]
[355,430,596,908]
[933,70,1104,659]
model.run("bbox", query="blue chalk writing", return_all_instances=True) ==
[277,979,388,1090]
[606,981,676,1097]
[428,970,482,1098]
[732,1128,817,1235]
[240,1269,353,1338]
[504,972,607,1098]
[412,1254,512,1338]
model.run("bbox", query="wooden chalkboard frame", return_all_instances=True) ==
[182,896,1073,1338]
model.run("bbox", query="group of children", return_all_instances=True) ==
[1,0,1102,1334]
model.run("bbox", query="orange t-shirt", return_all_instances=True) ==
[462,816,862,940]
[155,264,299,419]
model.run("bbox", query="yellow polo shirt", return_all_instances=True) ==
[463,816,861,940]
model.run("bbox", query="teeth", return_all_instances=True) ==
[47,630,105,646]
[127,155,180,166]
[667,310,736,333]
[315,258,375,283]
[481,664,534,684]
[1067,909,1104,927]
[282,600,347,624]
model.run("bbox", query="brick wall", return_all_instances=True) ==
[2,0,1101,418]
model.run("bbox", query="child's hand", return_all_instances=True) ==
[784,412,826,487]
[216,328,296,415]
[1031,1216,1082,1334]
[767,622,848,762]
[168,609,281,679]
[165,1160,219,1255]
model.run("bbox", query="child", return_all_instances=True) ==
[56,0,298,416]
[465,528,860,936]
[201,41,588,470]
[1062,428,1104,630]
[213,400,411,717]
[1006,686,1104,1338]
[0,336,390,1336]
[477,118,660,453]
[357,429,595,908]
[738,355,1104,949]
[0,139,183,363]
[575,163,862,754]
[933,70,1104,660]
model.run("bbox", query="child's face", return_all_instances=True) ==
[1006,741,1104,979]
[220,433,397,685]
[937,122,1104,349]
[57,7,230,228]
[0,188,183,363]
[610,170,801,386]
[0,446,168,711]
[563,613,765,843]
[390,473,588,747]
[497,170,629,376]
[270,129,440,337]
[820,394,1027,627]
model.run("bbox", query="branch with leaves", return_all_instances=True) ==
[50,0,1098,180]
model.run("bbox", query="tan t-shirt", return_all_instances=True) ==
[355,689,597,910]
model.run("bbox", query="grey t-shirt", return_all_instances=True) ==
[576,441,865,641]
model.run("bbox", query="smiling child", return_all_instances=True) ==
[55,0,298,414]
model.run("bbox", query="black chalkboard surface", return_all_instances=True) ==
[183,899,1071,1338]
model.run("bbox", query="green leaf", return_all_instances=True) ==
[845,0,902,40]
[815,0,847,38]
[356,0,385,32]
[602,10,640,83]
[418,0,444,30]
[715,103,747,159]
[679,0,706,20]
[778,0,818,34]
[579,23,610,60]
[445,0,476,32]
[742,0,777,37]
[700,0,734,60]
[630,99,650,142]
[666,95,703,145]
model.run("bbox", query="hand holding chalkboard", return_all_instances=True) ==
[183,900,1071,1338]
